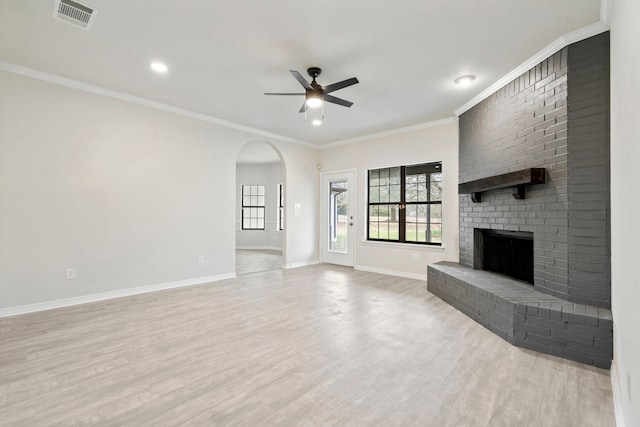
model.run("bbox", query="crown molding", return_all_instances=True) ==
[600,0,612,28]
[454,19,610,117]
[318,117,457,150]
[0,60,317,148]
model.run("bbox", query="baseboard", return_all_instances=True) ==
[236,246,283,251]
[0,272,237,318]
[284,260,320,269]
[611,359,627,427]
[354,264,426,281]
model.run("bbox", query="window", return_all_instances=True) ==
[277,183,284,231]
[242,185,265,230]
[329,181,348,252]
[367,162,442,245]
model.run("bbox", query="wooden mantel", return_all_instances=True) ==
[458,168,547,202]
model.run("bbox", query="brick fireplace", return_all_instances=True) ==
[428,32,612,368]
[475,229,534,284]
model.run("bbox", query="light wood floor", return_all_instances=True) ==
[0,265,615,426]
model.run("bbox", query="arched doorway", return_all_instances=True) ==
[235,141,285,275]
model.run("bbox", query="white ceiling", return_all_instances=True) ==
[0,0,603,146]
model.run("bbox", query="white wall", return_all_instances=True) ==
[271,142,320,268]
[0,70,318,310]
[610,0,640,425]
[318,122,459,278]
[236,162,284,250]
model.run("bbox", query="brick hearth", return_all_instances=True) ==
[427,262,613,368]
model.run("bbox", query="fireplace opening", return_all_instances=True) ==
[474,229,534,284]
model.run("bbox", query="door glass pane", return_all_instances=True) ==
[329,181,348,252]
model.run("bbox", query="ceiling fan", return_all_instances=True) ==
[264,67,359,115]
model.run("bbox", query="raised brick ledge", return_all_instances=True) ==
[427,261,612,369]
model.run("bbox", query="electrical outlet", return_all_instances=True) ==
[412,253,419,261]
[198,255,205,264]
[628,372,632,401]
[65,268,76,280]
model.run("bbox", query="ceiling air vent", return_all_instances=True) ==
[53,0,98,30]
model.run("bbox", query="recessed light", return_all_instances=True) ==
[150,61,168,73]
[455,75,475,86]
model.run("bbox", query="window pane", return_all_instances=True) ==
[389,167,401,184]
[429,223,442,243]
[417,204,427,221]
[369,169,379,186]
[257,186,265,196]
[430,204,442,222]
[377,204,388,219]
[369,205,379,219]
[379,186,389,203]
[417,222,428,243]
[390,205,399,224]
[257,196,265,206]
[369,221,379,239]
[418,182,428,202]
[390,184,401,203]
[370,186,379,203]
[405,223,417,242]
[406,204,417,219]
[406,184,417,202]
[388,219,399,240]
[369,221,378,239]
[378,222,389,240]
[380,168,389,185]
[430,177,442,201]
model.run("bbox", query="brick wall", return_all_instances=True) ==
[566,33,611,307]
[458,33,610,308]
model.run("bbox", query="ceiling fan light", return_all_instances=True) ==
[306,97,322,108]
[311,119,322,126]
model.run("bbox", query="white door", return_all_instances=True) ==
[321,171,356,266]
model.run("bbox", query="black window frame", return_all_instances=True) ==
[241,184,266,230]
[277,183,284,231]
[367,161,442,245]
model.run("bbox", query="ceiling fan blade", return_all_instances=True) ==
[289,70,312,90]
[298,103,306,113]
[324,94,354,108]
[264,93,305,96]
[323,77,359,93]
